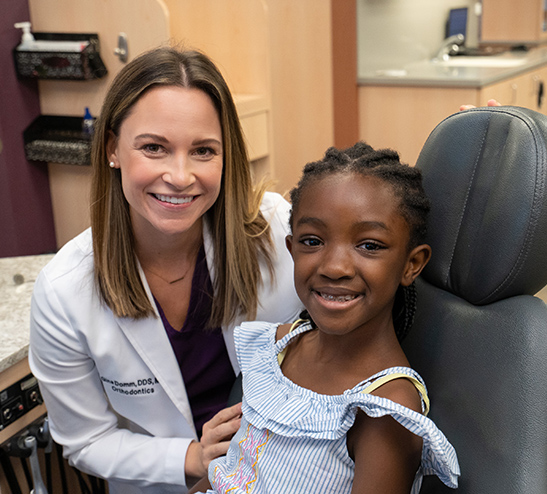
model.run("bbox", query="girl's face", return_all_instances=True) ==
[108,86,223,242]
[286,173,430,337]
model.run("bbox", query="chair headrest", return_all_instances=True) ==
[417,106,547,305]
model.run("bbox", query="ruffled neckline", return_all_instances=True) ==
[240,321,427,438]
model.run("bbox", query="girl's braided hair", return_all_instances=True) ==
[289,142,430,341]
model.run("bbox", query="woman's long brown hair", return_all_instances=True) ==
[91,46,273,326]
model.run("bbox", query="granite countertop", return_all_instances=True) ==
[359,47,547,88]
[0,254,55,373]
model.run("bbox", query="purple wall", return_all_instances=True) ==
[0,0,56,257]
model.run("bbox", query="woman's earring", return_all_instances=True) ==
[109,161,115,168]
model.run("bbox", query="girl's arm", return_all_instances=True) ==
[187,476,212,494]
[348,380,423,494]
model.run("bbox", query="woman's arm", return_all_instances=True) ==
[29,271,189,487]
[30,266,229,489]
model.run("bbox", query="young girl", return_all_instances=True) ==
[191,142,460,493]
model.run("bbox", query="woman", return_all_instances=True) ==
[29,47,302,494]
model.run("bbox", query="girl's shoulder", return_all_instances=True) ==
[275,322,293,341]
[356,366,430,416]
[369,375,423,414]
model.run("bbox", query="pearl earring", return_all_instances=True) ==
[109,162,115,168]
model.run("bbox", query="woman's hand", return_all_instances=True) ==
[185,402,242,480]
[460,99,502,111]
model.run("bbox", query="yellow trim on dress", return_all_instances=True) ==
[361,373,430,416]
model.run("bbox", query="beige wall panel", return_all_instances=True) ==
[267,0,334,195]
[47,163,92,248]
[164,0,269,95]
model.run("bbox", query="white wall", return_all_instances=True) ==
[357,0,481,76]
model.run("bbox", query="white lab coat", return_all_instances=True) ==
[29,192,302,494]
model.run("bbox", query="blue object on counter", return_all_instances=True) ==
[82,107,94,136]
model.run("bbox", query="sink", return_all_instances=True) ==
[435,56,527,68]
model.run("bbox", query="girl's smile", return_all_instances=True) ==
[313,289,361,306]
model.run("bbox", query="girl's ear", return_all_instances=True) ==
[400,244,432,287]
[285,235,294,258]
[106,130,119,166]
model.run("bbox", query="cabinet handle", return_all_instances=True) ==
[511,83,518,105]
[538,81,544,109]
[114,33,128,63]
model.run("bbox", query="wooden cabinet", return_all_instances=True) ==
[481,0,547,43]
[478,66,547,111]
[358,64,547,167]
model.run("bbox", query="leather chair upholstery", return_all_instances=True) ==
[402,106,547,493]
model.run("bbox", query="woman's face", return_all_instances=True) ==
[108,85,223,242]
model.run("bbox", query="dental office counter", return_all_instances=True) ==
[357,46,547,167]
[359,46,547,88]
[0,253,103,493]
[0,253,53,449]
[0,254,54,373]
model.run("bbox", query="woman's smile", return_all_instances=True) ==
[152,193,196,205]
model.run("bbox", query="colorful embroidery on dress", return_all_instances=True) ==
[212,424,271,493]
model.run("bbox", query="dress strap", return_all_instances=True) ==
[361,372,431,416]
[277,319,308,366]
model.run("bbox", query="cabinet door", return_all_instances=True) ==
[480,68,547,114]
[481,0,546,43]
[358,85,478,167]
[479,73,535,109]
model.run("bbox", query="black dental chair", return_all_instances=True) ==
[402,106,547,493]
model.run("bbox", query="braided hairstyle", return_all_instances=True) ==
[289,141,430,341]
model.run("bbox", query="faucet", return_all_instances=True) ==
[432,34,465,62]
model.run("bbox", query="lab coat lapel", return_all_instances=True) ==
[116,265,196,435]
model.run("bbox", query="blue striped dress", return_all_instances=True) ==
[205,321,460,493]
